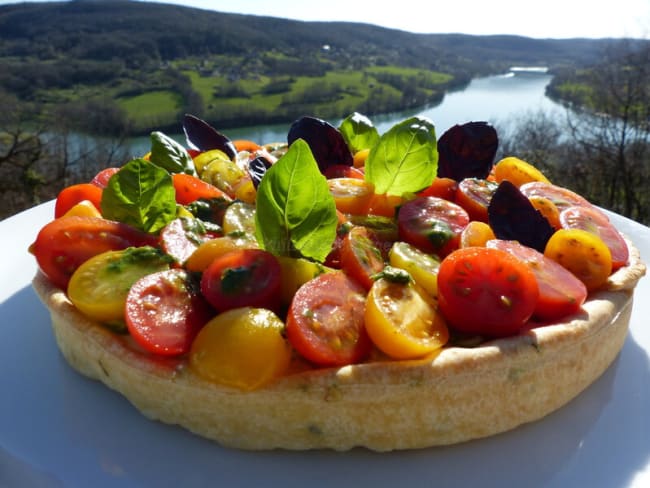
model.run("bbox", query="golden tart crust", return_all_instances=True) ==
[32,237,645,451]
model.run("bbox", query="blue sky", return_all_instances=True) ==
[1,0,649,39]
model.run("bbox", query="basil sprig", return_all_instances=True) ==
[254,139,338,263]
[364,116,438,196]
[149,131,196,176]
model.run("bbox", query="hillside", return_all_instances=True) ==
[0,0,629,135]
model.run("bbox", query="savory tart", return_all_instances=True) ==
[30,115,646,451]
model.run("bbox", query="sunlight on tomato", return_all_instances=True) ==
[189,307,292,391]
[493,156,550,187]
[365,276,448,359]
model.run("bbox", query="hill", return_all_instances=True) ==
[0,0,634,135]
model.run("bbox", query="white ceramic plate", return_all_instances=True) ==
[2,201,649,488]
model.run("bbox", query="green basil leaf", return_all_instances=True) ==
[149,131,196,175]
[364,116,438,195]
[254,139,338,262]
[339,112,380,154]
[101,158,176,233]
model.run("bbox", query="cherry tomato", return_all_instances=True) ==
[365,276,448,359]
[233,139,262,153]
[90,167,120,188]
[437,247,539,337]
[67,247,171,325]
[559,205,629,270]
[184,236,242,272]
[519,181,596,213]
[286,271,371,367]
[493,156,550,187]
[528,195,561,229]
[160,217,220,265]
[200,249,282,312]
[366,192,404,218]
[459,221,496,248]
[172,173,230,205]
[418,176,458,201]
[324,164,365,179]
[30,216,158,289]
[397,196,470,257]
[328,178,375,215]
[277,256,332,306]
[60,199,102,219]
[388,241,440,297]
[544,229,613,291]
[126,269,213,356]
[339,225,385,290]
[455,178,498,222]
[189,307,291,391]
[353,148,371,168]
[487,239,588,321]
[54,183,103,218]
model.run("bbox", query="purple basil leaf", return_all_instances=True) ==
[249,155,273,188]
[437,121,498,181]
[287,116,353,173]
[488,180,555,253]
[182,114,237,160]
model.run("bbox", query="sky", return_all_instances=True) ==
[158,0,650,39]
[1,0,649,39]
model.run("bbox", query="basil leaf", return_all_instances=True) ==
[339,112,380,154]
[254,139,338,262]
[149,131,196,175]
[101,158,177,233]
[364,116,438,196]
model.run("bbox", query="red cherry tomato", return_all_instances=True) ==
[454,178,498,222]
[397,196,469,257]
[160,217,220,266]
[559,205,629,270]
[90,167,120,188]
[200,249,282,312]
[286,271,372,367]
[339,225,385,290]
[519,181,597,213]
[172,173,231,205]
[54,183,103,218]
[487,239,588,321]
[437,247,539,337]
[30,216,158,289]
[126,269,213,356]
[418,176,458,201]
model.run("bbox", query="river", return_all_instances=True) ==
[125,68,564,156]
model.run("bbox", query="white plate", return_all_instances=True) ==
[2,201,649,488]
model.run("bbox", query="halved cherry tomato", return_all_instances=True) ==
[328,178,375,215]
[493,156,550,187]
[160,217,220,265]
[90,167,120,188]
[30,216,158,289]
[454,178,498,222]
[232,139,262,153]
[397,196,470,257]
[366,192,404,218]
[459,221,496,248]
[61,199,102,219]
[544,228,612,291]
[189,307,291,391]
[185,236,242,272]
[520,181,596,213]
[418,176,458,201]
[54,183,103,218]
[339,225,385,290]
[285,271,371,367]
[388,241,440,297]
[172,173,230,205]
[559,205,629,270]
[365,276,448,359]
[324,164,365,179]
[487,239,588,321]
[67,247,171,325]
[528,195,561,229]
[437,247,539,337]
[126,269,213,356]
[200,249,281,312]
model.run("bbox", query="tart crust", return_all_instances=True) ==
[32,238,645,451]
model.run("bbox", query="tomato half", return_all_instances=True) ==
[418,176,458,201]
[285,271,371,367]
[559,205,629,270]
[200,249,282,312]
[172,173,230,205]
[487,239,588,321]
[324,164,365,179]
[126,269,213,356]
[339,225,385,290]
[397,196,470,257]
[455,178,498,222]
[160,217,220,265]
[90,167,120,188]
[519,181,596,213]
[54,183,103,218]
[437,247,539,337]
[30,216,158,289]
[328,177,375,215]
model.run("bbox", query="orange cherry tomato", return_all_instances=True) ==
[328,178,375,215]
[54,183,103,218]
[418,176,458,201]
[366,192,404,218]
[172,173,230,205]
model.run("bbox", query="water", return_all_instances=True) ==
[126,69,564,155]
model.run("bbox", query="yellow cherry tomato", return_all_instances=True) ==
[192,149,231,175]
[277,256,333,305]
[189,307,292,391]
[328,177,375,215]
[61,199,102,218]
[459,221,496,248]
[184,237,242,272]
[493,156,550,187]
[365,276,449,359]
[544,228,612,291]
[388,241,440,297]
[529,195,561,229]
[353,148,371,168]
[67,247,171,326]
